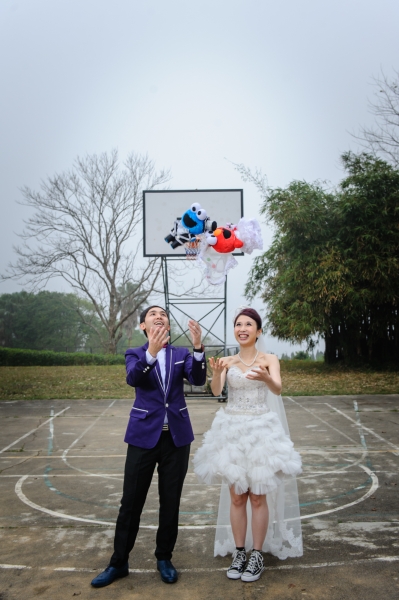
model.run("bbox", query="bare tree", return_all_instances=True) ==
[3,150,171,353]
[118,281,148,346]
[354,69,399,167]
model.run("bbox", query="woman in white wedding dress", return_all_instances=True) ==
[193,308,303,582]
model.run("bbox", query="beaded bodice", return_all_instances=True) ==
[225,366,269,415]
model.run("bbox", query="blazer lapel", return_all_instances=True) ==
[164,345,174,399]
[154,359,165,395]
[142,342,165,396]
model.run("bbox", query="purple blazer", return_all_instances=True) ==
[124,343,206,449]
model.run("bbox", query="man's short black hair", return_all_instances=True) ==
[139,305,168,337]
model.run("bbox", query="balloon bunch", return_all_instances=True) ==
[164,207,263,285]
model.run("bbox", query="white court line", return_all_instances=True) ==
[2,448,394,461]
[286,396,369,475]
[286,398,378,516]
[297,466,368,481]
[62,400,117,459]
[286,397,360,446]
[1,454,126,459]
[4,467,390,479]
[353,400,368,451]
[0,564,32,570]
[128,555,399,572]
[298,464,378,519]
[1,555,398,573]
[49,408,54,450]
[325,403,399,456]
[61,401,119,480]
[13,477,217,528]
[15,475,117,526]
[2,473,222,480]
[14,465,378,526]
[0,407,70,454]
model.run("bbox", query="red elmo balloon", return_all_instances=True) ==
[209,227,244,253]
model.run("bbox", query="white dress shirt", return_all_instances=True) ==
[146,348,204,424]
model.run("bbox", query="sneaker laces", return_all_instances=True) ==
[230,549,246,569]
[245,550,263,574]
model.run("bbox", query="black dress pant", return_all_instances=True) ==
[110,431,190,566]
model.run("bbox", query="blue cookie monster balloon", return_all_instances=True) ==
[165,203,217,249]
[181,203,209,234]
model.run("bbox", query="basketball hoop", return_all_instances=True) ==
[184,239,201,259]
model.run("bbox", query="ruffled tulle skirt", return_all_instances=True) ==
[193,407,302,495]
[193,405,303,559]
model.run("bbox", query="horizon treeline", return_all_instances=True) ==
[0,291,145,354]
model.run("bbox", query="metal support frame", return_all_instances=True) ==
[161,257,235,401]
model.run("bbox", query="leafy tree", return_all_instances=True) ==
[332,152,399,362]
[237,170,342,351]
[236,153,399,364]
[0,291,103,352]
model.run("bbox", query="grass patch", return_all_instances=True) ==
[0,360,398,400]
[0,365,132,400]
[281,360,399,396]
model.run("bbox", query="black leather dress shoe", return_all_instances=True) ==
[157,559,178,583]
[91,563,129,588]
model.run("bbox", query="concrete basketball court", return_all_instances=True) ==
[0,394,398,600]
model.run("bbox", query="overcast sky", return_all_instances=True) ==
[1,0,398,354]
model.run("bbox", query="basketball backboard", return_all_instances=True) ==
[143,189,243,257]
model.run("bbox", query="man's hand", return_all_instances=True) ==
[188,320,202,348]
[148,326,170,358]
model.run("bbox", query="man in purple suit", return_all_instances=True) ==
[91,306,206,588]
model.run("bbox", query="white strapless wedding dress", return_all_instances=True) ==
[193,366,303,559]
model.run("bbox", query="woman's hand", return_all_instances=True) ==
[209,357,228,396]
[246,357,282,395]
[246,365,270,383]
[209,356,227,375]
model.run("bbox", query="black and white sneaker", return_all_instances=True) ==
[241,550,265,582]
[226,549,247,580]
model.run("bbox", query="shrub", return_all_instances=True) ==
[0,347,125,367]
[293,351,310,360]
